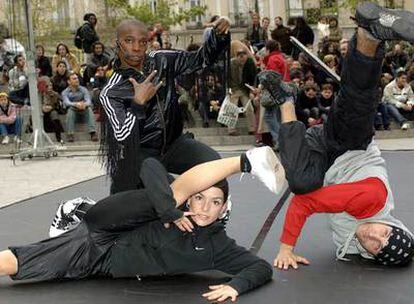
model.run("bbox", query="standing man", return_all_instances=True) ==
[77,13,99,64]
[100,18,230,194]
[271,16,292,56]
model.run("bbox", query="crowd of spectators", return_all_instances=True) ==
[0,11,414,147]
[188,12,414,149]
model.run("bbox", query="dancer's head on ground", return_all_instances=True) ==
[187,180,229,227]
[116,19,149,70]
[356,222,414,265]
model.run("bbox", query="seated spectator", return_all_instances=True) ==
[51,61,69,94]
[385,43,409,75]
[323,54,340,75]
[35,45,52,77]
[375,76,391,131]
[262,17,270,38]
[198,73,224,128]
[228,40,257,136]
[383,69,413,130]
[246,12,267,50]
[318,83,334,122]
[52,43,79,74]
[407,62,414,89]
[263,40,290,81]
[8,54,29,105]
[38,77,64,143]
[84,42,110,84]
[296,83,321,127]
[150,22,164,48]
[290,70,304,88]
[90,65,107,110]
[0,92,22,144]
[327,17,342,43]
[62,72,97,142]
[271,17,293,55]
[149,41,161,52]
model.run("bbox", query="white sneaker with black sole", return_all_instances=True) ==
[246,146,286,194]
[49,196,96,238]
[401,122,410,130]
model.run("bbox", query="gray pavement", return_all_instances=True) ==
[0,138,413,209]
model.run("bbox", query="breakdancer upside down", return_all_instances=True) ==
[260,3,414,269]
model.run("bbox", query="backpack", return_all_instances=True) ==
[74,25,84,49]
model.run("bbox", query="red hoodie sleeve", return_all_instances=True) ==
[280,177,387,246]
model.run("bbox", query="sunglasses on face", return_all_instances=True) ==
[237,51,247,57]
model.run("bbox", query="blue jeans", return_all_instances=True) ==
[264,107,281,144]
[66,107,96,134]
[0,116,22,136]
[375,103,390,127]
[385,103,407,125]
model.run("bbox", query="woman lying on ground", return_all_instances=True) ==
[0,146,284,302]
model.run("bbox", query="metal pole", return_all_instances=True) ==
[14,0,57,161]
[24,0,43,148]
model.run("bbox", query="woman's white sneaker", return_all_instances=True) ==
[245,146,286,194]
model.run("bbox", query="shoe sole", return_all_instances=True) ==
[261,146,286,194]
[356,2,414,42]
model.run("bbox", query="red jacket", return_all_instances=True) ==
[264,51,290,81]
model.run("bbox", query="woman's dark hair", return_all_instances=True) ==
[212,179,229,202]
[13,54,24,65]
[56,60,67,69]
[295,17,308,29]
[84,13,96,21]
[265,40,281,52]
[210,15,220,23]
[92,41,105,52]
[56,43,70,55]
[35,44,45,55]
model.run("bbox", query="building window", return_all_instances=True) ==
[228,0,249,27]
[186,0,205,29]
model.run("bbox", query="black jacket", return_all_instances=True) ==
[271,25,292,55]
[80,22,99,54]
[99,28,230,182]
[35,56,52,77]
[107,189,272,294]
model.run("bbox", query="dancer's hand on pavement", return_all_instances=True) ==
[213,17,231,35]
[164,212,195,233]
[202,284,239,302]
[129,70,163,106]
[274,243,310,270]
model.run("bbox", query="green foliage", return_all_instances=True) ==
[305,8,321,25]
[340,0,403,11]
[107,0,207,29]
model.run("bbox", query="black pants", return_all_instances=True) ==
[111,133,220,194]
[279,34,383,194]
[10,159,175,281]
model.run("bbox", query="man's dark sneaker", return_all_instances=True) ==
[355,2,414,42]
[90,132,98,142]
[67,134,74,142]
[257,70,296,107]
